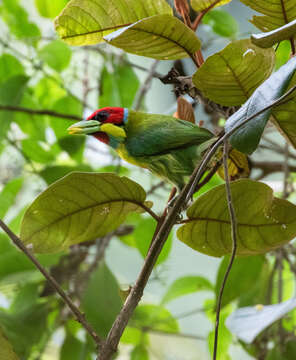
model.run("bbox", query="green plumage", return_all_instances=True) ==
[116,111,215,190]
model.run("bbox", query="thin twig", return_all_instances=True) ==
[0,105,81,121]
[142,327,206,341]
[133,60,159,110]
[192,0,222,31]
[213,141,238,360]
[0,219,102,346]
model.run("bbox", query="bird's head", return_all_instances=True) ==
[67,107,128,145]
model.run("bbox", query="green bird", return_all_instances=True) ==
[68,107,215,191]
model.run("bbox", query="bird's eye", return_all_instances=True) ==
[93,111,109,122]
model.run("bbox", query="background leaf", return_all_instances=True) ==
[203,9,238,38]
[99,63,139,108]
[104,15,201,60]
[177,179,296,257]
[82,262,122,338]
[39,40,72,72]
[161,276,213,304]
[0,178,23,219]
[35,0,68,18]
[55,0,172,46]
[215,255,266,307]
[193,39,275,106]
[20,172,152,253]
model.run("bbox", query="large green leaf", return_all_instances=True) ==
[35,0,68,18]
[191,0,232,12]
[55,0,172,46]
[20,172,153,253]
[161,276,214,305]
[193,39,275,106]
[225,56,296,154]
[0,328,19,360]
[215,255,266,307]
[0,178,23,219]
[240,0,296,32]
[99,63,139,108]
[177,179,296,257]
[104,15,201,60]
[251,19,296,48]
[82,262,122,338]
[39,40,72,72]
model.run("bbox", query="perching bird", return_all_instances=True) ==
[68,107,215,191]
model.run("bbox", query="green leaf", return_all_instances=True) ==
[162,276,214,305]
[55,0,172,46]
[0,233,61,284]
[82,262,122,338]
[132,304,179,333]
[203,9,238,38]
[133,217,172,266]
[34,77,66,108]
[14,89,46,140]
[0,328,19,360]
[0,178,23,219]
[251,19,296,48]
[193,39,275,106]
[177,179,296,257]
[39,165,93,184]
[35,0,68,18]
[99,63,139,108]
[60,334,92,360]
[0,54,24,83]
[226,56,296,154]
[21,140,57,164]
[0,75,29,140]
[226,298,296,343]
[0,0,40,41]
[275,40,291,70]
[208,307,232,358]
[104,15,201,60]
[20,172,152,253]
[191,0,232,11]
[131,345,149,360]
[240,0,296,32]
[39,40,72,72]
[0,304,48,358]
[215,255,266,307]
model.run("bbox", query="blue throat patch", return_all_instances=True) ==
[123,108,129,124]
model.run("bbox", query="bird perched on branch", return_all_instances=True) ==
[68,106,215,191]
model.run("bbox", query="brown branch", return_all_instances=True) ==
[213,141,238,360]
[0,219,102,346]
[0,105,81,121]
[97,84,296,359]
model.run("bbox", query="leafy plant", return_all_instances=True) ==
[1,0,296,360]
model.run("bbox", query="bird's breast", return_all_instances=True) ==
[116,144,149,169]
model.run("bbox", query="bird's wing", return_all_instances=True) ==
[125,112,214,157]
